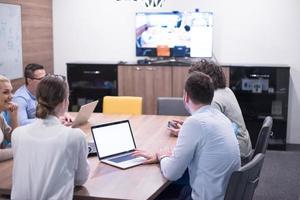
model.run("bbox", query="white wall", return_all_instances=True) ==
[53,0,300,144]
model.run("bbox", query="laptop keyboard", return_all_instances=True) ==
[109,154,137,163]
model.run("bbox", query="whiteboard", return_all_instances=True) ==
[0,3,23,79]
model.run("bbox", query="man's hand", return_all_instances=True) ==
[59,112,73,126]
[157,147,172,161]
[167,119,184,137]
[133,150,159,164]
[133,147,173,164]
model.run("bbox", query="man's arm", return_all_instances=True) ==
[160,118,202,181]
[13,96,35,125]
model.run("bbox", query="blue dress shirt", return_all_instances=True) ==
[12,85,36,126]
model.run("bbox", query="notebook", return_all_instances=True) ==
[91,120,146,169]
[71,100,98,128]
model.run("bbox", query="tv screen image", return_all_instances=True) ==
[136,11,213,58]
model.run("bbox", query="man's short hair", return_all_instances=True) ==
[24,63,44,85]
[185,71,214,105]
[189,59,226,90]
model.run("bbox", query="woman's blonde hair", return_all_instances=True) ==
[0,74,10,84]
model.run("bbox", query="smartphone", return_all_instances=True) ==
[168,121,177,128]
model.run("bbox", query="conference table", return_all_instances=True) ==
[0,113,186,200]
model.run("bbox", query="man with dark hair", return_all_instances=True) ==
[135,71,240,200]
[189,59,252,161]
[169,59,252,162]
[12,63,47,125]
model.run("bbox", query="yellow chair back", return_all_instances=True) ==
[102,96,143,115]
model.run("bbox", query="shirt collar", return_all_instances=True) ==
[24,86,36,100]
[38,115,61,125]
[192,105,211,115]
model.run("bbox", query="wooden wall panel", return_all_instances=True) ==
[0,0,53,92]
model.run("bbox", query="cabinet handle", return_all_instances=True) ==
[146,67,155,71]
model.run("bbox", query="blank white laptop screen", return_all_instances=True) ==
[92,120,136,158]
[91,120,146,169]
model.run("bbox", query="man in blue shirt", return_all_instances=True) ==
[134,71,241,200]
[13,63,47,125]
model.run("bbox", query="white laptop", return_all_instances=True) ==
[71,100,99,128]
[91,120,146,169]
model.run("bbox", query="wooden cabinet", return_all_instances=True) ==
[118,65,229,114]
[118,65,172,114]
[172,66,230,97]
[172,66,190,97]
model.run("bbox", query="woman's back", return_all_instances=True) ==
[11,116,89,200]
[212,87,252,158]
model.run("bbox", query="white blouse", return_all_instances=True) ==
[11,115,90,200]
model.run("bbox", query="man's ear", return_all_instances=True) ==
[26,78,31,85]
[183,91,189,103]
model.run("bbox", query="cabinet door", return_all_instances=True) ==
[118,65,172,114]
[172,66,230,97]
[172,66,190,97]
[118,65,146,97]
[144,66,172,114]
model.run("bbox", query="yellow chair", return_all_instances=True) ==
[102,96,143,115]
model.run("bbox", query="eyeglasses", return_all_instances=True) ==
[30,74,47,81]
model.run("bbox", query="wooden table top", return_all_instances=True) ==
[0,113,186,200]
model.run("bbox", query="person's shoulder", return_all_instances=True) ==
[68,128,86,141]
[224,87,236,95]
[185,113,207,126]
[11,123,31,140]
[13,85,29,98]
[14,85,25,94]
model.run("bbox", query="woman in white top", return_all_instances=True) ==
[0,74,18,162]
[11,75,90,200]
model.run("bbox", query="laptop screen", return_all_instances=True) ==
[91,120,136,159]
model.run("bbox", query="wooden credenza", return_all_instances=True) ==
[118,64,229,114]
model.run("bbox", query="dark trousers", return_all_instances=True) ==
[155,170,191,200]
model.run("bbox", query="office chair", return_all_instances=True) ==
[157,97,190,116]
[224,153,265,200]
[252,116,273,158]
[102,96,142,115]
[243,116,273,165]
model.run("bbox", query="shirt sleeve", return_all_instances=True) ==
[74,130,90,186]
[13,96,35,125]
[160,117,204,181]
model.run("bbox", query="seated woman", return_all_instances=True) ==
[11,75,90,200]
[0,75,18,162]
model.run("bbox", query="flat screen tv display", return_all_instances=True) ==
[136,11,213,58]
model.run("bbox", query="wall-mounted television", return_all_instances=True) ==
[136,11,213,58]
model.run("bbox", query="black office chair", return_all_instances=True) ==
[243,116,273,165]
[224,153,265,200]
[157,97,190,116]
[252,116,273,158]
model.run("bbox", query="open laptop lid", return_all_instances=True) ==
[72,100,98,127]
[91,120,137,160]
